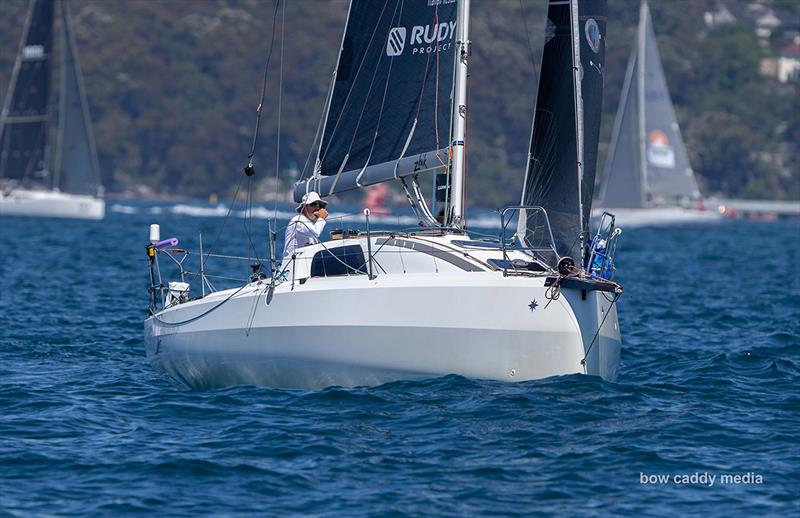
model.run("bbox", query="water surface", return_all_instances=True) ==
[1,203,798,515]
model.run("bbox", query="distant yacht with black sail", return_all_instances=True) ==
[596,1,719,226]
[0,0,104,220]
[144,0,623,389]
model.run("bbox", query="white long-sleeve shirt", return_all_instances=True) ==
[283,214,326,257]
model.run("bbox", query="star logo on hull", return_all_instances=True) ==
[528,299,539,312]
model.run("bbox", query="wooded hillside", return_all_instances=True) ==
[1,0,797,205]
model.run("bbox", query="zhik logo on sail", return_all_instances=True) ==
[386,22,457,57]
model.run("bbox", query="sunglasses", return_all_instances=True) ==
[309,202,325,208]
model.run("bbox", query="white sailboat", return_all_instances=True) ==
[144,0,623,390]
[595,1,720,227]
[0,0,104,220]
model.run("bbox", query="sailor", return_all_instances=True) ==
[283,191,329,257]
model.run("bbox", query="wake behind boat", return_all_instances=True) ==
[595,1,720,227]
[144,0,623,390]
[0,0,105,220]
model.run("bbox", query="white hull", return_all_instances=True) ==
[0,189,105,220]
[593,206,722,228]
[145,273,621,389]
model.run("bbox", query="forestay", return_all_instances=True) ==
[519,0,607,263]
[295,0,458,201]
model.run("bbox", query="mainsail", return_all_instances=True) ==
[295,0,458,200]
[0,0,102,196]
[520,0,607,263]
[598,0,699,208]
[0,0,55,187]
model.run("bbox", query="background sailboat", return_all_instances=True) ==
[0,0,104,220]
[596,0,720,226]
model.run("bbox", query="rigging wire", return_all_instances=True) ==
[581,290,622,370]
[203,0,280,269]
[245,0,282,175]
[244,0,282,264]
[273,0,285,218]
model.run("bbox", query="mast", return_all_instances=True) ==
[570,0,585,243]
[637,1,648,207]
[448,0,470,228]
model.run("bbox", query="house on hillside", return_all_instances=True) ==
[777,39,800,82]
[720,2,800,41]
[761,37,800,83]
[704,2,736,29]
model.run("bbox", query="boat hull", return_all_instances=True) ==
[144,275,621,389]
[0,189,105,220]
[592,206,722,228]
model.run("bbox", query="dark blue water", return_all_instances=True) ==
[2,203,798,515]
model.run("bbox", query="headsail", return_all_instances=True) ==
[294,0,458,201]
[519,0,607,263]
[54,0,102,195]
[0,0,55,187]
[598,1,699,208]
[597,41,643,208]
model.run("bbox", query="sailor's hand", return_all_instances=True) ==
[315,208,329,219]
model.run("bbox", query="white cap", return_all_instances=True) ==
[296,191,328,212]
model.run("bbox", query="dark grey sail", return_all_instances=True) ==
[0,0,55,187]
[294,0,458,201]
[597,43,643,208]
[54,0,102,195]
[598,1,698,208]
[519,0,607,263]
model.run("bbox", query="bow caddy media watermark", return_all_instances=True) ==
[640,472,763,487]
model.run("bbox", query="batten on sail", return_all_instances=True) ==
[519,0,607,263]
[294,0,458,201]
